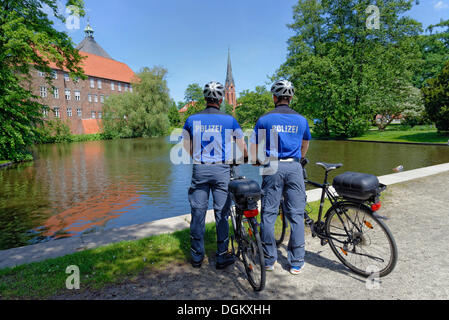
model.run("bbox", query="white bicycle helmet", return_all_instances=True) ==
[204,81,225,101]
[271,80,295,98]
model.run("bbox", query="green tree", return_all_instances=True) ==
[422,61,449,132]
[235,86,274,128]
[414,19,449,88]
[0,0,86,161]
[103,66,171,138]
[184,83,203,103]
[168,102,181,128]
[278,0,422,137]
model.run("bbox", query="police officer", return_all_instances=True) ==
[250,80,311,275]
[182,81,247,269]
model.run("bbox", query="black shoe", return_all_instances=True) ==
[216,254,236,270]
[191,258,203,268]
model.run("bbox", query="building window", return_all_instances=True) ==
[88,94,92,103]
[91,111,96,119]
[38,70,45,77]
[111,82,115,91]
[40,86,47,98]
[77,108,82,117]
[94,94,98,103]
[130,85,133,93]
[90,78,95,88]
[97,79,102,89]
[98,112,102,119]
[125,84,129,92]
[53,88,59,99]
[52,70,57,80]
[53,107,60,118]
[43,107,49,118]
[65,89,71,100]
[75,90,81,101]
[100,95,104,103]
[67,108,72,117]
[64,73,70,81]
[118,83,122,92]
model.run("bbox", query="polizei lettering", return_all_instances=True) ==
[194,124,223,133]
[222,304,271,315]
[271,124,299,134]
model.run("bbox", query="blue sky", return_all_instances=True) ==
[54,0,449,103]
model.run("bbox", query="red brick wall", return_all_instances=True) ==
[30,68,131,134]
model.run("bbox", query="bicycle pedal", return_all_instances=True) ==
[321,239,328,246]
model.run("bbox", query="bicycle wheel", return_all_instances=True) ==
[240,217,266,291]
[325,203,398,278]
[228,207,241,258]
[275,203,289,247]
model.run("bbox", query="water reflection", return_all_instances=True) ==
[0,138,448,250]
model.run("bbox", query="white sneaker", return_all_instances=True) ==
[265,264,275,271]
[290,264,305,275]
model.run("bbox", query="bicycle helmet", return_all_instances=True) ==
[271,80,295,98]
[203,81,225,101]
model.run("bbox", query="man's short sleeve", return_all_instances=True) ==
[233,117,244,139]
[182,117,192,140]
[303,119,312,141]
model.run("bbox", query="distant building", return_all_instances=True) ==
[180,49,238,114]
[31,22,135,134]
[225,49,237,112]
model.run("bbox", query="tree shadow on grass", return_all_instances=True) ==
[396,132,449,143]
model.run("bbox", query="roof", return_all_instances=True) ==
[76,36,112,59]
[179,101,198,113]
[78,51,136,83]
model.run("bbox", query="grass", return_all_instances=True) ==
[0,160,12,165]
[0,198,332,300]
[348,125,449,144]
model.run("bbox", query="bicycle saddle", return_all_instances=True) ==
[316,162,343,171]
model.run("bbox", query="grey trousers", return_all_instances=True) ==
[188,164,232,264]
[260,161,307,268]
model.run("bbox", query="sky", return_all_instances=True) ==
[51,0,449,103]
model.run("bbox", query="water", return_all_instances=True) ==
[1,137,448,250]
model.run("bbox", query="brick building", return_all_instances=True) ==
[32,23,135,135]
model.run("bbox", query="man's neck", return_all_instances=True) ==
[275,104,289,108]
[206,104,220,109]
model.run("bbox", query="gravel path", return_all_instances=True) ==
[53,171,449,300]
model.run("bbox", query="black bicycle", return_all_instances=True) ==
[275,159,398,278]
[228,165,266,291]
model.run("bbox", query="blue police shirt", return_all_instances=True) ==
[251,105,312,159]
[183,106,243,163]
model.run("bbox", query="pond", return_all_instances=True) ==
[1,137,448,250]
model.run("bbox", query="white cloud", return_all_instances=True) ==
[434,1,449,10]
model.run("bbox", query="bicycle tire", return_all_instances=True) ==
[325,203,398,278]
[240,217,266,292]
[275,203,288,247]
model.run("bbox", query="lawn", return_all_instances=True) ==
[348,125,449,144]
[0,160,12,165]
[0,199,329,299]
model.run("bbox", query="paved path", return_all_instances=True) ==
[53,170,449,300]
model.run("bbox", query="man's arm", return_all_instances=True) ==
[183,136,193,158]
[236,137,248,162]
[301,140,309,159]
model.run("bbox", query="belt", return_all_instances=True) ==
[278,158,301,162]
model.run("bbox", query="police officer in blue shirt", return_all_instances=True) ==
[250,80,311,275]
[183,81,247,269]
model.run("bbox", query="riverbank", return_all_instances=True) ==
[347,125,449,144]
[1,162,448,299]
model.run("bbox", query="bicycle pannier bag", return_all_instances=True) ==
[229,179,261,210]
[332,171,380,201]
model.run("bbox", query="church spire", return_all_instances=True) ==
[225,48,235,87]
[225,48,237,112]
[84,18,94,38]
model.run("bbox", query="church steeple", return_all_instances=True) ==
[84,19,94,38]
[225,48,237,112]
